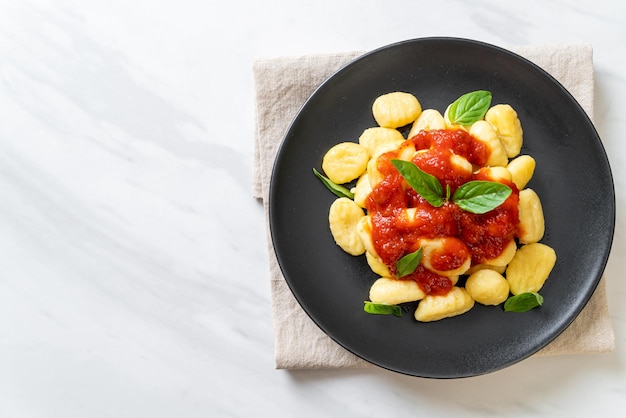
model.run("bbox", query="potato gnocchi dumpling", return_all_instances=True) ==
[369,277,425,305]
[480,166,512,183]
[372,92,422,128]
[414,287,474,322]
[485,104,523,158]
[356,215,377,258]
[465,269,510,305]
[482,239,518,267]
[317,90,556,323]
[407,108,446,138]
[351,173,373,208]
[506,243,556,295]
[322,142,369,184]
[328,197,366,256]
[419,237,472,277]
[366,251,391,277]
[358,127,406,157]
[366,157,384,189]
[517,189,545,244]
[469,120,508,167]
[449,154,474,176]
[507,155,536,190]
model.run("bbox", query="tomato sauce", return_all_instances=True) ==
[412,266,452,296]
[429,237,471,271]
[365,129,520,295]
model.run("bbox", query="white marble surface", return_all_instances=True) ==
[0,0,624,416]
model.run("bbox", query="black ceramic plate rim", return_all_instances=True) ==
[268,37,615,378]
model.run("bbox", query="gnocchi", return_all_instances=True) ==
[408,108,445,138]
[372,92,422,128]
[465,269,510,306]
[469,120,508,167]
[418,237,472,277]
[370,277,425,305]
[414,287,474,322]
[328,197,366,256]
[506,243,556,295]
[507,155,536,190]
[322,142,369,184]
[517,188,545,244]
[365,251,391,277]
[485,104,523,158]
[359,127,406,157]
[316,90,556,323]
[351,173,372,208]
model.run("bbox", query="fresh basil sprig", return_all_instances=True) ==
[313,168,354,199]
[391,159,443,207]
[447,90,492,126]
[504,292,544,313]
[391,160,511,214]
[396,247,423,277]
[364,301,402,317]
[452,181,512,214]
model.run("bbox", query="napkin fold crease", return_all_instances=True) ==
[253,43,614,370]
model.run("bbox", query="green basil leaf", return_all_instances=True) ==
[312,168,354,199]
[504,292,544,313]
[396,247,422,277]
[452,180,511,214]
[364,301,402,317]
[391,159,443,207]
[447,90,492,126]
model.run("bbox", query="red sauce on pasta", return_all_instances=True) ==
[414,266,452,296]
[365,129,520,295]
[429,237,471,271]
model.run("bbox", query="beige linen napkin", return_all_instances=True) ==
[253,44,615,369]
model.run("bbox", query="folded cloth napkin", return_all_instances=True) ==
[253,44,615,369]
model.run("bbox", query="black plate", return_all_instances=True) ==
[269,38,615,378]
